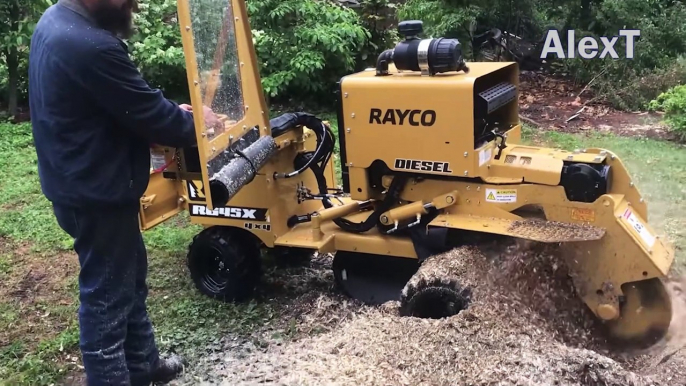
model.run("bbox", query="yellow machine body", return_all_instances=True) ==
[137,0,675,348]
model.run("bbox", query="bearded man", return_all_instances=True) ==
[28,0,217,384]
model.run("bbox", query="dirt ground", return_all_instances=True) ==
[517,71,676,141]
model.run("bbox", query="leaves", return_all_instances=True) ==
[246,0,369,102]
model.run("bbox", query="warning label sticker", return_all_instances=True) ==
[623,208,656,248]
[485,189,517,203]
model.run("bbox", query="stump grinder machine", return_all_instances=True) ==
[140,0,675,349]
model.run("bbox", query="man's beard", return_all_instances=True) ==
[91,0,135,39]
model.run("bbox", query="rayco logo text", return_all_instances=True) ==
[369,108,436,126]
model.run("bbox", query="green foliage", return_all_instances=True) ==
[129,0,189,100]
[355,0,401,68]
[246,0,369,103]
[397,0,547,58]
[397,0,482,41]
[555,0,686,110]
[649,84,686,141]
[0,0,52,115]
[5,0,686,113]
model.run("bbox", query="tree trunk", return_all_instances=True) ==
[7,46,19,117]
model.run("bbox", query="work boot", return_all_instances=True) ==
[150,354,186,384]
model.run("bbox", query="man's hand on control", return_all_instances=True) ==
[178,104,223,135]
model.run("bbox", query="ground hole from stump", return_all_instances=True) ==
[406,287,469,319]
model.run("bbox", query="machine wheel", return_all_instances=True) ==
[605,278,673,349]
[187,226,262,302]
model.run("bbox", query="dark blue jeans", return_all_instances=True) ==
[53,204,160,386]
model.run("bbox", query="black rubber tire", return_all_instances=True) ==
[187,226,262,303]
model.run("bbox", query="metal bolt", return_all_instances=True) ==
[464,171,469,176]
[185,26,190,31]
[640,198,644,203]
[446,196,454,204]
[466,186,470,190]
[464,152,468,157]
[351,113,356,118]
[240,62,244,67]
[611,155,616,160]
[344,93,348,98]
[201,132,206,137]
[211,147,216,152]
[630,182,634,187]
[229,135,234,142]
[178,197,185,203]
[346,128,351,133]
[380,215,389,224]
[194,80,199,86]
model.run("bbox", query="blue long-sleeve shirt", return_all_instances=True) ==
[28,0,197,210]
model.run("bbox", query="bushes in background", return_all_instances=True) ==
[649,84,686,141]
[3,0,686,114]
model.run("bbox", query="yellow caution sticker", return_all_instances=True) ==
[485,188,517,203]
[571,208,595,222]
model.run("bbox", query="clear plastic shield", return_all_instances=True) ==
[188,0,245,139]
[179,0,269,210]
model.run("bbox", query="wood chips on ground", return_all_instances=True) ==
[188,240,686,386]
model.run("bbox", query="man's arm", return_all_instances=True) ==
[81,43,199,148]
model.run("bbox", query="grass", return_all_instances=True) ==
[1,116,685,384]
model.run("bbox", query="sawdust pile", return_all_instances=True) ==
[209,241,686,386]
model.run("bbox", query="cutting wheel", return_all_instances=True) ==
[606,278,673,349]
[332,251,420,305]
